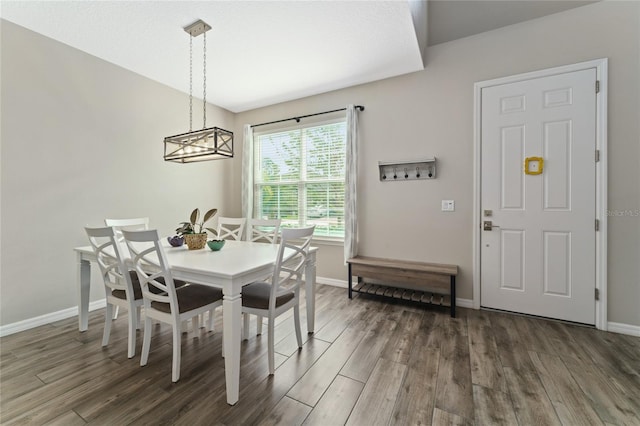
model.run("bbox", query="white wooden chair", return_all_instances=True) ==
[247,218,281,244]
[104,217,156,320]
[216,217,247,241]
[105,216,191,321]
[85,226,142,359]
[122,229,224,382]
[241,226,315,375]
[245,218,282,335]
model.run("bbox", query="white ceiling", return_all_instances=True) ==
[1,1,595,113]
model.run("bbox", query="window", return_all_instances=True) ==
[253,119,347,239]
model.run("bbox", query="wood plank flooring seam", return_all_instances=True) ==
[283,395,316,409]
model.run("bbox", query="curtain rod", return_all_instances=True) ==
[251,105,364,128]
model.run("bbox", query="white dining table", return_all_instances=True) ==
[73,239,317,405]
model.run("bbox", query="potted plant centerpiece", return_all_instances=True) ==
[176,208,219,250]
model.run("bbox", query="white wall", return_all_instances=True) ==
[0,20,236,325]
[234,1,640,326]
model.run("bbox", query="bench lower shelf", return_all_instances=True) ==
[352,282,452,307]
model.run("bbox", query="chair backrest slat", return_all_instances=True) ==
[105,217,150,246]
[85,226,132,296]
[122,229,177,309]
[247,218,281,244]
[217,217,247,241]
[105,217,150,229]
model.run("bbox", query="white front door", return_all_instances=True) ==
[480,68,597,324]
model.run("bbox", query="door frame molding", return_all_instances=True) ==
[472,58,608,330]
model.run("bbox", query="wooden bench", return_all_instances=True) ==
[347,256,459,317]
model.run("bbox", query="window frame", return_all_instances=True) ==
[252,117,347,243]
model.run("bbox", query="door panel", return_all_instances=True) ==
[543,231,571,296]
[543,120,572,210]
[500,230,525,291]
[481,68,596,324]
[501,126,525,210]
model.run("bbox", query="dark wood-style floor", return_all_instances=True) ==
[1,284,639,425]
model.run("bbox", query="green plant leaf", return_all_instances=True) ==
[176,222,194,235]
[205,227,218,236]
[190,208,200,225]
[203,208,218,223]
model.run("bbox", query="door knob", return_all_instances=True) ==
[483,221,500,231]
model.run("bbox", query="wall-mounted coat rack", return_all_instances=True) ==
[379,158,436,181]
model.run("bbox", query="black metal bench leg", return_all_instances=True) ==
[348,262,353,299]
[450,276,456,318]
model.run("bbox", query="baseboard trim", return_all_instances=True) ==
[0,299,106,337]
[455,298,474,309]
[317,276,347,288]
[607,321,640,337]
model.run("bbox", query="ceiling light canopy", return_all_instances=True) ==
[164,20,233,163]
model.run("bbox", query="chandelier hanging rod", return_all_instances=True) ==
[251,105,365,128]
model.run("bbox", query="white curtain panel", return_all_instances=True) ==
[241,124,254,221]
[344,105,359,263]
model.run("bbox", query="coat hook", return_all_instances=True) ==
[416,166,420,178]
[393,167,397,179]
[404,167,408,179]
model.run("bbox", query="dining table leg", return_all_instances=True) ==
[305,251,317,334]
[223,291,242,405]
[77,253,91,332]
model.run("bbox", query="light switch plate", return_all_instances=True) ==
[442,200,455,212]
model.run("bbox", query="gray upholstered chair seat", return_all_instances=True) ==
[112,272,187,300]
[151,284,223,314]
[241,282,294,309]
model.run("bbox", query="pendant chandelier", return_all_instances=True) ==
[164,20,233,163]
